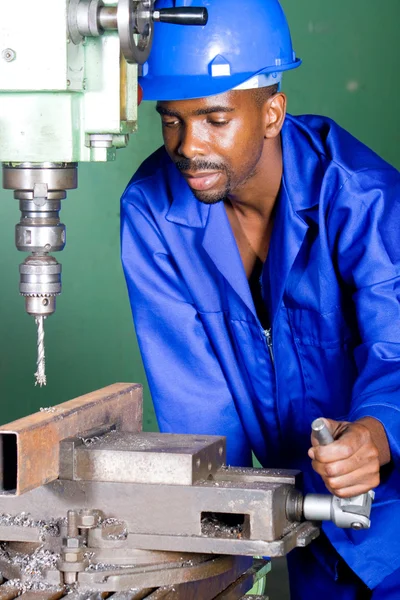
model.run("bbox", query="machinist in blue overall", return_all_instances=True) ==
[121,1,400,597]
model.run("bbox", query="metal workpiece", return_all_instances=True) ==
[68,431,226,485]
[0,383,143,495]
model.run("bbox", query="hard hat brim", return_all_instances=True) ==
[140,59,302,101]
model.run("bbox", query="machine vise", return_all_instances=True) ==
[0,384,372,599]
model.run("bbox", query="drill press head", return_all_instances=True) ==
[3,162,77,313]
[3,163,77,384]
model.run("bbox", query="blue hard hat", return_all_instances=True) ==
[140,0,301,101]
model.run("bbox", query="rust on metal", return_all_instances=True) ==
[0,588,21,600]
[16,592,65,600]
[0,383,143,496]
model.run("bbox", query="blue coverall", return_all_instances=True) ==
[121,114,400,597]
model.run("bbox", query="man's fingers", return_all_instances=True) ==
[312,460,380,497]
[312,459,380,488]
[309,418,381,497]
[311,424,374,463]
[324,482,378,499]
[312,445,379,477]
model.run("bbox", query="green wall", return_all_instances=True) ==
[0,0,399,428]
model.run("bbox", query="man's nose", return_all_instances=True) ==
[177,123,207,159]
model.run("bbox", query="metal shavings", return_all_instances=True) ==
[104,530,128,541]
[39,520,61,542]
[78,428,117,448]
[40,407,58,413]
[86,562,136,572]
[100,518,128,541]
[0,546,61,593]
[79,436,100,447]
[0,513,60,539]
[101,518,121,526]
[201,515,244,539]
[0,513,60,544]
[0,512,45,529]
[4,578,61,593]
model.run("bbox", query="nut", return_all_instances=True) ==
[78,509,102,529]
[63,536,81,548]
[58,558,88,573]
[63,548,85,563]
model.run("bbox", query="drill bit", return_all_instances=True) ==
[34,315,47,387]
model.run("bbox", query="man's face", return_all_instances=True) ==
[156,90,267,204]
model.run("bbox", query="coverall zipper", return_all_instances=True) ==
[264,328,274,367]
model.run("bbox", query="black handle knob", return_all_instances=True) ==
[153,7,208,26]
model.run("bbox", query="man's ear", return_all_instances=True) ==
[264,92,287,139]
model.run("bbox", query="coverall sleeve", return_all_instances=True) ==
[332,169,400,466]
[121,191,252,467]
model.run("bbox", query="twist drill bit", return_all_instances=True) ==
[34,316,47,387]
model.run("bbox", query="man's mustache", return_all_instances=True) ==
[175,159,226,173]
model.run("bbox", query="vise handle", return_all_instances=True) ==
[302,418,374,530]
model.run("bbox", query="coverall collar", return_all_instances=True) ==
[165,115,318,321]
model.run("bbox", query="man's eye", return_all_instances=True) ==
[162,120,180,128]
[209,120,229,127]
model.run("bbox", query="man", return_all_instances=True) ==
[121,0,400,597]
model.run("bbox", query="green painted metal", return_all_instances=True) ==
[0,1,399,431]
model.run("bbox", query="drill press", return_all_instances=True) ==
[0,0,207,385]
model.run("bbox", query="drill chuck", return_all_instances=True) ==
[20,255,62,317]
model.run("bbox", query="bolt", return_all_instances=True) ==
[351,522,364,530]
[67,510,79,537]
[2,48,16,62]
[67,79,71,87]
[64,572,77,585]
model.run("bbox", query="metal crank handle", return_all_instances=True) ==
[302,418,374,530]
[153,7,208,26]
[311,417,334,446]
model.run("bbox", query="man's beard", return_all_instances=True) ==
[175,158,232,205]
